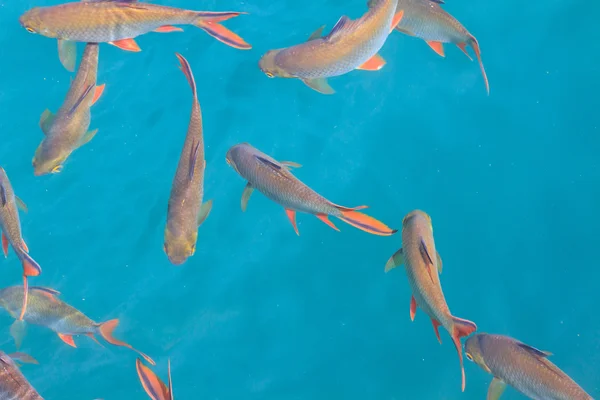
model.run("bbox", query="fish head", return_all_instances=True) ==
[20,8,55,37]
[402,210,432,231]
[32,142,67,176]
[164,227,197,265]
[0,167,8,183]
[464,334,489,370]
[259,50,292,79]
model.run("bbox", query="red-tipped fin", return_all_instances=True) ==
[431,318,442,344]
[285,209,299,236]
[175,52,197,99]
[390,10,404,33]
[154,25,183,33]
[194,12,251,50]
[467,37,489,95]
[136,358,170,400]
[58,333,76,348]
[426,41,445,57]
[21,252,41,277]
[410,295,417,321]
[456,42,473,61]
[98,319,156,365]
[451,317,477,392]
[21,240,28,253]
[92,84,105,105]
[337,208,396,236]
[316,214,339,231]
[2,233,8,257]
[357,54,386,71]
[109,38,141,52]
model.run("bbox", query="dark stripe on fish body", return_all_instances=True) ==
[419,239,434,265]
[255,156,281,170]
[0,184,6,206]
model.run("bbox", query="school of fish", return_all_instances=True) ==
[0,0,592,398]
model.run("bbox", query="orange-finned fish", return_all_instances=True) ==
[385,210,476,391]
[34,43,104,176]
[0,168,41,322]
[258,0,404,94]
[382,0,489,94]
[164,53,212,266]
[20,0,251,71]
[225,143,397,236]
[465,334,594,400]
[136,358,174,400]
[0,351,42,399]
[0,285,155,367]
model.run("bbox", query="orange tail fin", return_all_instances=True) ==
[136,358,171,400]
[194,12,251,50]
[335,207,397,236]
[98,319,156,366]
[467,36,489,95]
[451,317,477,392]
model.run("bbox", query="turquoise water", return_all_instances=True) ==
[0,0,598,398]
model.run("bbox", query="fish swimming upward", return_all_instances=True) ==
[226,143,396,236]
[33,43,104,176]
[258,0,404,94]
[164,53,212,266]
[20,0,251,71]
[385,210,476,391]
[137,358,174,400]
[0,285,155,367]
[0,168,41,322]
[382,0,489,94]
[0,351,42,400]
[465,333,594,400]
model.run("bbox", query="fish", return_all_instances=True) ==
[382,0,489,94]
[384,210,477,391]
[136,358,174,400]
[0,285,155,367]
[0,351,42,399]
[225,143,397,236]
[164,53,212,266]
[258,0,404,94]
[0,167,41,322]
[465,333,594,400]
[33,43,104,176]
[20,0,251,70]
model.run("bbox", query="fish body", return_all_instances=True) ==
[0,168,41,320]
[20,1,251,55]
[465,334,594,400]
[258,0,403,94]
[34,43,104,176]
[136,358,174,400]
[0,351,42,400]
[0,286,155,365]
[388,0,489,93]
[385,210,476,391]
[164,53,212,266]
[226,143,396,236]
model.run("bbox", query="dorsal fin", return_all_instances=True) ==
[188,140,200,181]
[517,343,552,358]
[255,155,282,171]
[323,16,360,42]
[30,287,61,296]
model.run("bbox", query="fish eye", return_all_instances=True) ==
[51,165,63,174]
[25,27,36,34]
[265,72,274,78]
[465,353,473,362]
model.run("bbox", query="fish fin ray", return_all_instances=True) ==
[390,10,404,33]
[1,233,8,257]
[452,317,477,391]
[316,214,339,231]
[30,286,61,296]
[194,14,251,50]
[57,39,77,72]
[487,378,506,400]
[58,333,77,348]
[39,110,55,134]
[136,358,170,400]
[109,38,141,52]
[385,248,403,272]
[154,25,183,33]
[21,252,41,277]
[324,16,360,42]
[285,209,299,236]
[431,318,442,344]
[301,78,335,94]
[176,52,197,98]
[426,41,445,57]
[436,251,443,274]
[77,129,98,148]
[456,42,473,61]
[280,161,301,169]
[197,200,212,226]
[241,183,253,212]
[92,84,105,105]
[357,54,386,71]
[467,36,489,95]
[410,295,417,321]
[15,197,28,213]
[97,319,156,365]
[337,208,397,236]
[307,25,325,41]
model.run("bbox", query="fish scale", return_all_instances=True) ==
[395,0,468,42]
[0,352,42,400]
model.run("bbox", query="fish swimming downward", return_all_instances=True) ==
[0,351,42,399]
[385,210,477,391]
[0,285,155,367]
[33,43,104,176]
[465,333,594,400]
[258,0,404,94]
[0,168,41,322]
[136,358,174,400]
[226,143,396,236]
[384,0,489,94]
[164,53,212,266]
[20,0,251,71]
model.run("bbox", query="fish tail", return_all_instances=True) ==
[193,12,251,50]
[136,358,171,400]
[97,319,156,366]
[468,36,489,95]
[335,206,397,236]
[20,252,41,277]
[175,53,197,99]
[451,316,477,392]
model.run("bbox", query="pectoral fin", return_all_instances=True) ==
[241,183,253,212]
[57,39,77,72]
[357,54,386,71]
[10,320,26,350]
[39,110,56,134]
[385,248,403,272]
[436,251,443,274]
[15,197,28,213]
[77,129,98,148]
[487,378,506,400]
[302,78,335,95]
[197,200,212,226]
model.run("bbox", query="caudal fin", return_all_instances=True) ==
[194,12,251,50]
[451,316,477,392]
[19,253,41,320]
[336,207,397,236]
[136,358,171,400]
[468,36,489,95]
[175,53,197,99]
[97,319,156,366]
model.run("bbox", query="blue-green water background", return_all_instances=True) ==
[0,0,598,398]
